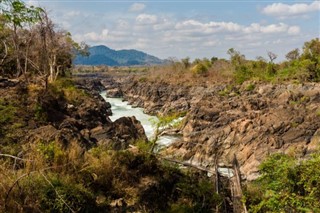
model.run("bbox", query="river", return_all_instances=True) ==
[100,91,179,150]
[100,92,234,177]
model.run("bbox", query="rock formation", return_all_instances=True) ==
[0,77,147,155]
[106,76,320,180]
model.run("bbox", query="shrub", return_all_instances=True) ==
[191,63,208,76]
[245,83,255,91]
[234,65,253,84]
[0,98,16,125]
[49,78,88,106]
[245,152,320,212]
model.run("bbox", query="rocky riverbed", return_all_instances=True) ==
[102,75,320,180]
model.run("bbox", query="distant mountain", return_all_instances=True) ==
[74,45,164,66]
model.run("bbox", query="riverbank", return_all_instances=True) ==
[100,93,181,151]
[99,73,320,181]
[0,76,225,212]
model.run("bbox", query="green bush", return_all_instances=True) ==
[245,152,320,212]
[49,78,88,106]
[0,98,17,125]
[191,63,208,76]
[35,175,96,212]
[234,65,253,84]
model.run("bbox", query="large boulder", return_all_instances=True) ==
[90,116,147,150]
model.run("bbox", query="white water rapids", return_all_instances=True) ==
[100,91,179,150]
[100,92,234,177]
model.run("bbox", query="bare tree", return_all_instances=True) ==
[36,10,74,83]
[267,51,277,63]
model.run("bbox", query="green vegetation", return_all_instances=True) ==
[1,1,320,212]
[191,63,209,76]
[0,98,24,146]
[0,74,220,212]
[149,112,185,152]
[245,152,320,212]
[230,38,320,84]
[245,83,255,91]
[0,141,222,212]
[74,45,163,66]
[0,0,88,82]
[132,38,319,86]
[50,78,89,106]
[0,98,17,125]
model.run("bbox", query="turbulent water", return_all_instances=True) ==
[100,92,178,149]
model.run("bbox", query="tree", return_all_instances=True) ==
[202,57,212,68]
[267,51,277,63]
[256,56,266,62]
[35,10,88,83]
[0,2,87,82]
[0,14,10,71]
[266,51,278,75]
[285,48,300,61]
[227,48,245,67]
[300,38,320,80]
[211,56,218,64]
[181,57,190,69]
[0,0,42,77]
[301,38,320,61]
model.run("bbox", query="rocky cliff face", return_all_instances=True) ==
[0,77,147,154]
[112,77,320,180]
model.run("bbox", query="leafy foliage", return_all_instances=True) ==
[229,38,320,84]
[191,63,209,76]
[245,152,320,212]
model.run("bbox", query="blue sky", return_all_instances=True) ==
[25,0,320,61]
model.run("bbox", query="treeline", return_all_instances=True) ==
[147,38,319,85]
[0,0,88,83]
[227,38,320,83]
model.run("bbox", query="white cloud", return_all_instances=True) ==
[117,19,130,30]
[136,14,158,25]
[262,1,320,18]
[175,20,242,36]
[64,11,81,18]
[243,22,301,35]
[259,23,288,33]
[25,0,40,7]
[153,18,174,31]
[176,20,299,35]
[288,26,301,35]
[70,14,304,61]
[129,3,146,12]
[81,29,109,42]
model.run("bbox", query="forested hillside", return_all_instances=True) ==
[74,45,164,66]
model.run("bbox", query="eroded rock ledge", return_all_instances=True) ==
[0,77,147,154]
[108,76,320,180]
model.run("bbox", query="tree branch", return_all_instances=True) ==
[0,40,8,66]
[0,154,33,162]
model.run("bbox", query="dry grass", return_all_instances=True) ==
[108,60,234,86]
